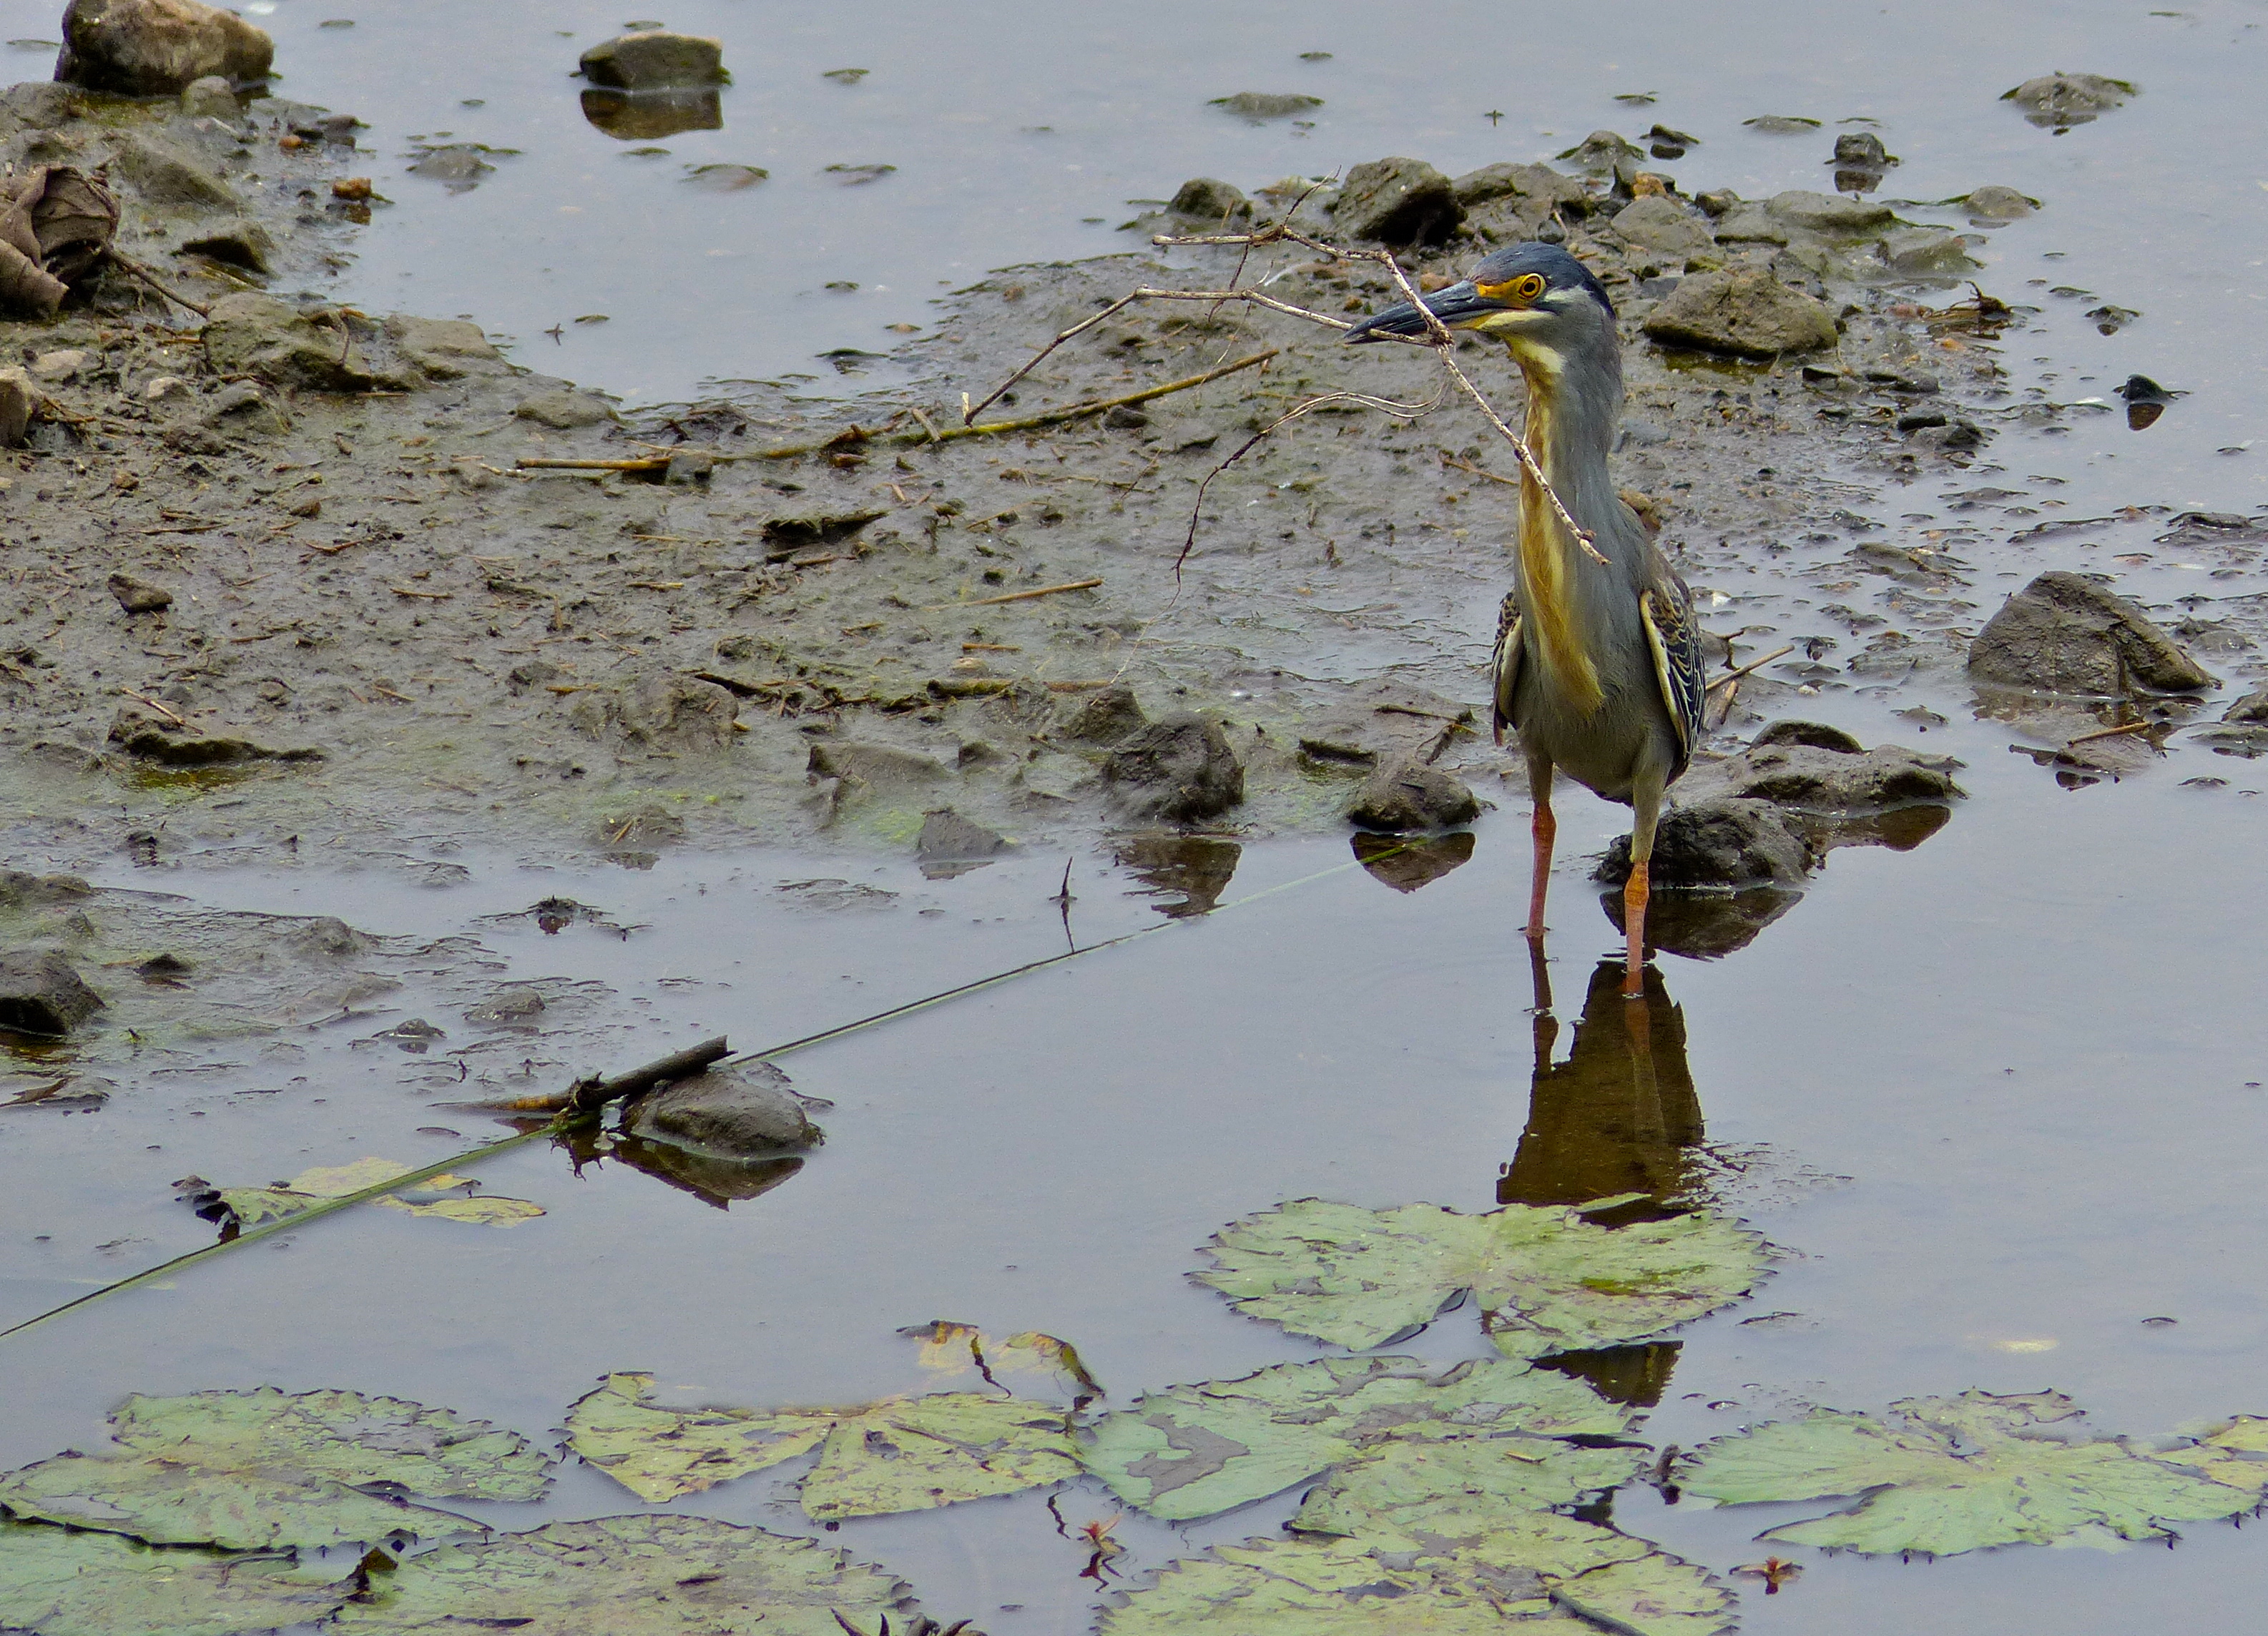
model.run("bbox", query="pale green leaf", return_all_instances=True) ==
[563,1371,830,1502]
[1099,1514,1730,1636]
[1081,1354,1631,1520]
[109,1386,553,1500]
[0,1519,353,1636]
[1290,1437,1650,1538]
[334,1513,915,1636]
[1197,1198,1769,1357]
[899,1318,1104,1400]
[1681,1391,2254,1557]
[378,1193,546,1226]
[0,1450,476,1549]
[2157,1415,2268,1498]
[199,1158,543,1231]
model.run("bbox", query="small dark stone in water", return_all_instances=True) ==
[1345,760,1481,832]
[2001,72,2136,129]
[0,950,104,1036]
[627,1060,822,1155]
[1103,713,1245,822]
[1752,720,1864,754]
[915,807,1010,877]
[1743,115,1821,134]
[1830,131,1893,169]
[1168,177,1250,220]
[1596,797,1815,887]
[1209,92,1323,122]
[2115,373,2171,403]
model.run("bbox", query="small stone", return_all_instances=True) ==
[464,987,546,1028]
[1969,571,2216,696]
[1830,131,1891,169]
[1345,761,1481,832]
[0,949,104,1035]
[1608,195,1714,261]
[384,314,504,379]
[29,350,88,383]
[286,916,369,957]
[0,373,36,446]
[1103,712,1245,822]
[664,449,714,486]
[57,0,273,95]
[627,1060,821,1154]
[579,31,726,90]
[1208,92,1322,121]
[916,807,1010,875]
[140,375,192,403]
[178,73,235,118]
[1554,129,1644,176]
[1963,185,2037,224]
[1764,189,1894,234]
[1876,227,1976,277]
[1682,741,1965,810]
[1751,720,1864,754]
[1057,683,1147,745]
[514,387,614,428]
[107,573,171,614]
[1641,267,1838,357]
[2224,687,2268,725]
[1168,177,1250,219]
[1331,157,1462,245]
[203,378,288,435]
[1451,162,1588,211]
[1595,797,1815,887]
[1102,404,1148,429]
[2002,72,2135,128]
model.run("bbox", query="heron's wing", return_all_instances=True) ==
[1490,587,1523,745]
[1639,572,1705,777]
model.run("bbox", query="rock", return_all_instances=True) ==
[202,293,372,391]
[1595,797,1815,887]
[664,450,713,486]
[1555,130,1644,175]
[807,740,949,792]
[0,870,92,909]
[2225,686,2268,725]
[2002,72,2134,127]
[56,0,272,95]
[1608,195,1713,261]
[1103,712,1245,822]
[106,703,322,766]
[507,659,561,692]
[29,350,87,383]
[1875,228,1976,277]
[1832,131,1892,169]
[140,374,190,404]
[1682,741,1964,810]
[178,73,235,118]
[179,218,273,272]
[108,132,239,211]
[0,372,36,446]
[578,32,726,90]
[1751,719,1864,754]
[1968,571,2216,696]
[1,82,77,129]
[1209,92,1322,121]
[0,948,104,1035]
[285,915,369,957]
[107,573,170,614]
[916,807,1010,874]
[579,87,720,139]
[514,387,614,428]
[463,987,544,1028]
[1963,185,2036,224]
[1452,161,1589,212]
[1764,189,1893,234]
[202,380,286,434]
[378,316,500,379]
[1345,761,1481,832]
[1711,205,1788,245]
[1168,177,1250,219]
[626,1060,821,1154]
[1057,683,1147,745]
[405,144,495,192]
[1331,157,1462,245]
[1641,267,1837,358]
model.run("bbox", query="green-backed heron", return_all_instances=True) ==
[1349,243,1705,997]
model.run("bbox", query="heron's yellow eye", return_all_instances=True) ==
[1511,272,1547,301]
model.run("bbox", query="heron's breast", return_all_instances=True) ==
[1514,398,1604,716]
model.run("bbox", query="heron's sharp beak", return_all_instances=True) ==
[1342,281,1507,343]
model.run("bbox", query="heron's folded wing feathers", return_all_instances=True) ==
[1639,573,1705,778]
[1491,587,1524,744]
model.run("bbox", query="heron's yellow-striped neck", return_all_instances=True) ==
[1514,380,1604,716]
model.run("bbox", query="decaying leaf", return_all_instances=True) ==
[1081,1354,1632,1521]
[0,165,119,317]
[1196,1198,1769,1358]
[1679,1390,2256,1557]
[565,1370,1080,1518]
[0,1519,353,1636]
[900,1317,1103,1401]
[1290,1435,1651,1539]
[182,1155,544,1232]
[334,1513,916,1636]
[1098,1512,1732,1636]
[2156,1414,2268,1499]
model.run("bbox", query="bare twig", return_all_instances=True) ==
[926,577,1102,611]
[2066,719,2154,749]
[104,249,210,317]
[121,689,186,725]
[1707,644,1797,693]
[516,457,669,472]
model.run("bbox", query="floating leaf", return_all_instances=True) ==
[185,1157,543,1232]
[335,1513,915,1636]
[109,1386,553,1500]
[1679,1391,2254,1556]
[1082,1355,1631,1520]
[1290,1436,1650,1538]
[565,1371,1079,1517]
[0,1449,473,1549]
[2157,1415,2268,1498]
[1099,1513,1731,1635]
[1197,1198,1768,1358]
[900,1318,1103,1400]
[0,1519,353,1636]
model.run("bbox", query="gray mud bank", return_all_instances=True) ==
[0,82,2216,890]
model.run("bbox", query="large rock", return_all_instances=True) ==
[625,1060,820,1154]
[201,293,372,390]
[0,948,104,1035]
[1345,761,1480,832]
[1764,189,1894,235]
[1968,571,2215,696]
[1332,157,1461,245]
[1451,162,1586,210]
[1104,712,1245,822]
[1595,797,1814,887]
[384,315,504,380]
[108,132,237,211]
[578,32,726,90]
[1609,196,1714,261]
[1641,267,1837,358]
[56,0,272,94]
[1680,736,1963,811]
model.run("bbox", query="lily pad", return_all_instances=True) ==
[1679,1390,2254,1556]
[2157,1415,2268,1498]
[109,1386,554,1500]
[565,1371,1079,1517]
[1196,1198,1769,1358]
[0,1519,353,1636]
[900,1318,1104,1401]
[1082,1355,1631,1520]
[1290,1436,1651,1538]
[1099,1514,1730,1636]
[186,1157,543,1231]
[335,1513,915,1636]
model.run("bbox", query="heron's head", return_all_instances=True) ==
[1344,244,1616,385]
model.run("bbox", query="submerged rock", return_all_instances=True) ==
[1345,761,1481,832]
[1641,267,1837,357]
[1209,92,1322,122]
[1104,712,1245,822]
[2001,72,2135,128]
[1331,157,1461,245]
[1168,177,1250,220]
[2224,686,2268,725]
[916,807,1010,874]
[1764,190,1894,235]
[1682,736,1963,811]
[578,32,727,90]
[0,949,103,1035]
[626,1060,821,1154]
[57,0,273,95]
[1596,797,1814,887]
[1963,185,2036,224]
[1968,571,2215,696]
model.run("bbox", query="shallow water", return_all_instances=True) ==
[6,0,2268,1630]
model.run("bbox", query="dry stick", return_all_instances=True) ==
[0,1035,731,1344]
[516,456,669,472]
[105,248,210,317]
[1706,643,1797,694]
[2066,719,2154,749]
[927,576,1102,611]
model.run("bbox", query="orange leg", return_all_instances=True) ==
[1621,862,1650,997]
[1524,772,1555,941]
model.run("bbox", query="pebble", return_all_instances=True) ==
[1345,762,1481,832]
[29,350,89,383]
